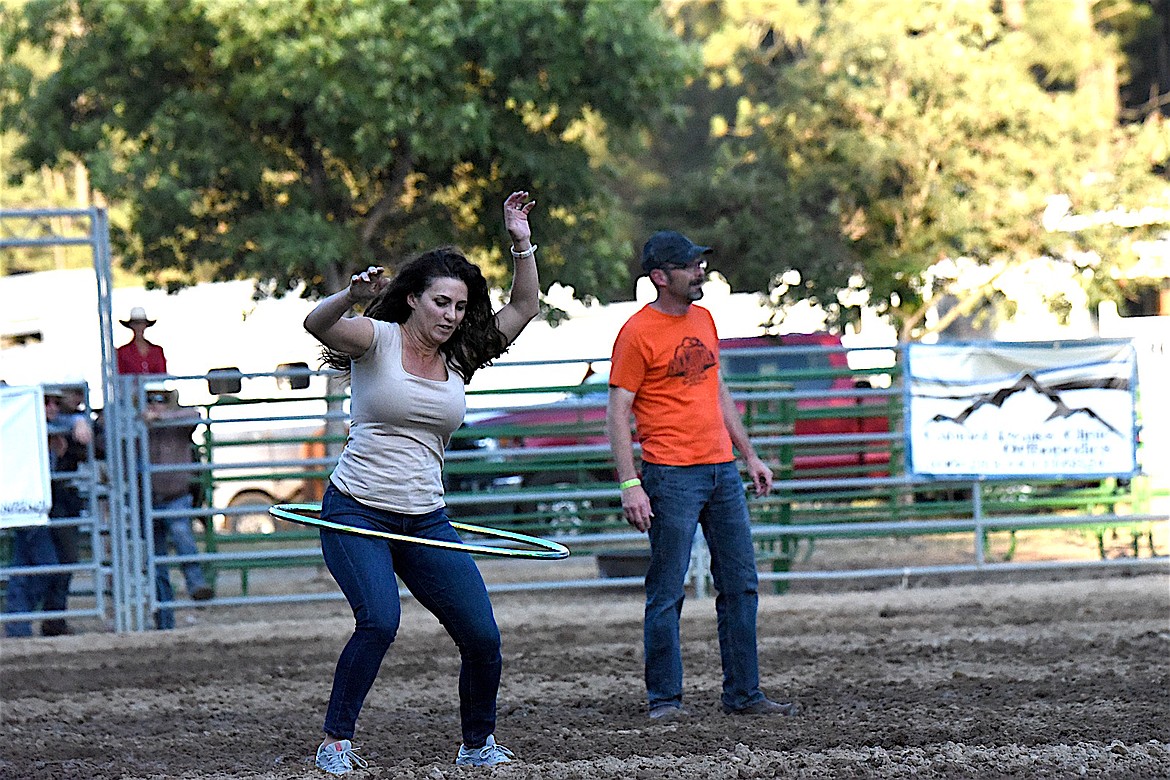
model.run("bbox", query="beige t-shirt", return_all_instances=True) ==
[330,320,466,514]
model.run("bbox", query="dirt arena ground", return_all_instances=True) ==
[2,565,1168,780]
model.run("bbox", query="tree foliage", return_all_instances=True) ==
[4,0,1167,336]
[640,0,1170,337]
[1,0,694,300]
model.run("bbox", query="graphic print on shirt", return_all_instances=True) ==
[667,337,716,385]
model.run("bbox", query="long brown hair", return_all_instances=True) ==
[321,247,508,383]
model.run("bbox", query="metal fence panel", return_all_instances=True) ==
[2,207,1167,634]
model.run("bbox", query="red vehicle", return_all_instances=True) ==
[449,333,892,502]
[719,332,893,475]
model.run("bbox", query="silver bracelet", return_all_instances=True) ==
[510,244,537,259]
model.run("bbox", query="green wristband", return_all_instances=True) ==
[619,478,642,490]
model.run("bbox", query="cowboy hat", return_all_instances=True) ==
[119,306,157,328]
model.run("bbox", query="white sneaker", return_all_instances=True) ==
[315,739,368,775]
[455,734,515,767]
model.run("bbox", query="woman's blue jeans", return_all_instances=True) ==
[641,461,765,711]
[318,484,501,748]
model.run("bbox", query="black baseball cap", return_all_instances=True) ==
[641,230,712,273]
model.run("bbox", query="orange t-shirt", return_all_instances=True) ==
[609,304,733,466]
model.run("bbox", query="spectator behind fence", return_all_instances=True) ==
[116,306,167,375]
[605,230,800,721]
[42,385,93,636]
[60,382,106,461]
[142,386,213,630]
[3,387,92,637]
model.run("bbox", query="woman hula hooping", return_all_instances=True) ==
[303,190,541,775]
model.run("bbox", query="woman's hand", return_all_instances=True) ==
[504,191,535,246]
[348,266,388,303]
[305,266,383,355]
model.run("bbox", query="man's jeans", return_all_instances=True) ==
[152,493,209,630]
[641,461,765,711]
[43,523,80,615]
[3,527,59,637]
[318,484,502,748]
[44,484,83,615]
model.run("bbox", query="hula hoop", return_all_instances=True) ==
[269,503,570,560]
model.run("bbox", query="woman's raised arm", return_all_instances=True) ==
[494,191,540,344]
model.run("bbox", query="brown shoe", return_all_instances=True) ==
[191,586,214,601]
[723,697,801,716]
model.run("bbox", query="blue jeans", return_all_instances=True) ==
[318,484,502,748]
[641,461,765,711]
[3,526,60,637]
[152,493,209,630]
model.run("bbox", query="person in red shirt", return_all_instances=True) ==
[606,230,800,721]
[116,307,167,375]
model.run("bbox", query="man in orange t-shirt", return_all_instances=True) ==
[606,230,800,721]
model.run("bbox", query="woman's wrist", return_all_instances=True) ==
[510,243,537,259]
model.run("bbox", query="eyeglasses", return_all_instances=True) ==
[663,260,708,274]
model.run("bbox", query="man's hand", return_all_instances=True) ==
[745,455,773,497]
[621,484,654,533]
[71,416,93,445]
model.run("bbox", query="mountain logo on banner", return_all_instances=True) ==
[928,373,1124,436]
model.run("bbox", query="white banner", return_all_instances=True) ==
[0,384,51,528]
[1098,314,1169,501]
[907,340,1138,479]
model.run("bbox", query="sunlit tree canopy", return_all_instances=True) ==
[639,0,1170,337]
[3,0,1167,338]
[1,0,694,301]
